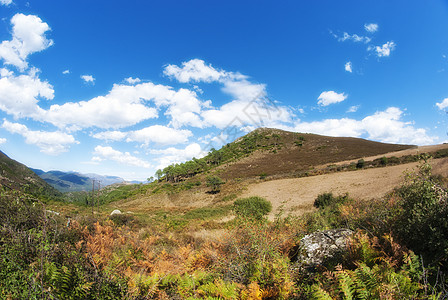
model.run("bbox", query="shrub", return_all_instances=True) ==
[394,160,448,268]
[313,192,348,209]
[206,176,224,193]
[233,196,272,221]
[356,159,365,169]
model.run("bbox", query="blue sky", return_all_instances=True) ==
[0,0,447,181]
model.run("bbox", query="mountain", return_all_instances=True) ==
[30,169,125,192]
[0,150,62,200]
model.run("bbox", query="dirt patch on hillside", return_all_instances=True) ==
[241,157,448,220]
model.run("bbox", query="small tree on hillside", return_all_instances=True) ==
[206,176,224,194]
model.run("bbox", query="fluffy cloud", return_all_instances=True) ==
[2,120,78,155]
[0,0,12,6]
[294,107,435,145]
[0,14,53,70]
[0,68,53,118]
[165,59,293,129]
[369,41,396,57]
[150,143,203,170]
[364,23,379,33]
[92,130,127,142]
[62,69,70,74]
[345,61,352,73]
[317,91,347,106]
[93,125,192,146]
[436,98,448,110]
[164,59,229,83]
[125,77,141,84]
[126,125,192,145]
[81,74,95,83]
[93,145,151,168]
[0,137,6,144]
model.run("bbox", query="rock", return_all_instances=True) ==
[296,228,354,269]
[110,209,122,216]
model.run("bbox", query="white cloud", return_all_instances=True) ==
[62,69,70,75]
[436,98,448,110]
[294,107,435,145]
[93,145,151,168]
[150,143,204,170]
[165,59,293,130]
[370,41,396,57]
[336,32,371,44]
[81,74,95,83]
[125,77,141,84]
[164,59,229,83]
[92,130,127,142]
[0,68,53,118]
[2,120,78,155]
[364,23,379,33]
[347,105,360,113]
[345,61,352,73]
[43,83,161,129]
[127,125,192,145]
[317,91,347,106]
[0,0,12,6]
[0,137,6,144]
[0,14,53,70]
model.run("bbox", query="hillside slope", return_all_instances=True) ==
[0,151,62,200]
[216,128,414,179]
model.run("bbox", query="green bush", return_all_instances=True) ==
[233,196,272,221]
[313,192,348,209]
[206,175,224,193]
[356,159,365,169]
[394,161,448,268]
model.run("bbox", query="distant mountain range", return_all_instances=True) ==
[30,169,125,192]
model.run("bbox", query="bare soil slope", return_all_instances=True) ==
[241,157,448,220]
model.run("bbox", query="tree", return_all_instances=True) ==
[206,176,224,193]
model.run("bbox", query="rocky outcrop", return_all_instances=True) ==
[295,228,354,269]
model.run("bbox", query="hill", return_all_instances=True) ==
[156,128,414,182]
[0,151,62,200]
[31,169,125,192]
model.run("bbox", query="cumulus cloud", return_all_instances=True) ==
[93,145,151,168]
[364,23,379,33]
[2,120,78,155]
[125,77,141,84]
[62,69,70,74]
[317,91,347,106]
[0,68,53,118]
[345,61,353,73]
[81,74,95,84]
[0,137,6,144]
[436,98,448,110]
[92,130,127,142]
[294,107,434,145]
[164,59,229,83]
[165,59,293,129]
[126,125,192,145]
[93,125,192,146]
[0,14,53,70]
[150,143,204,170]
[369,41,396,57]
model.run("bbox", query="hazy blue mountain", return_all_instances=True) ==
[30,169,125,192]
